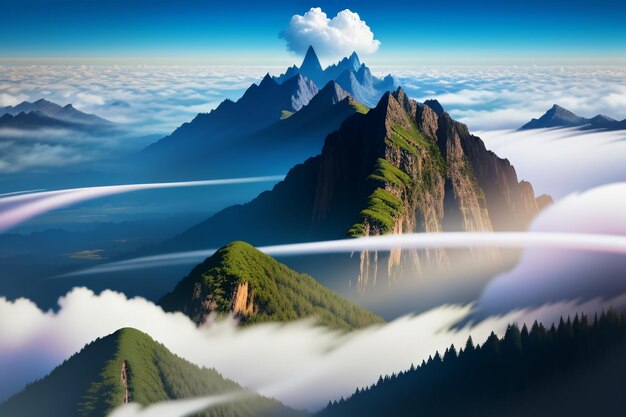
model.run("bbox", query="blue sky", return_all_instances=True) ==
[0,0,625,64]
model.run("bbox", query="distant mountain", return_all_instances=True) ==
[319,310,626,417]
[274,46,397,107]
[231,81,368,158]
[0,99,112,128]
[0,111,78,130]
[0,328,298,417]
[519,104,626,131]
[139,75,366,178]
[160,88,548,291]
[144,73,317,156]
[159,241,384,330]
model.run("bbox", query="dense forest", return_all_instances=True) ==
[320,310,626,417]
[159,241,384,330]
[0,328,301,417]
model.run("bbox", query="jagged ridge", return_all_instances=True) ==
[162,88,548,291]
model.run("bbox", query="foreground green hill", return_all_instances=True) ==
[159,241,384,330]
[0,328,300,417]
[320,310,626,417]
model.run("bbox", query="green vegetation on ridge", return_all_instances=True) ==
[349,117,448,237]
[159,241,384,330]
[0,328,297,417]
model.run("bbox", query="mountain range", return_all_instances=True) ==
[519,104,626,131]
[158,241,383,330]
[0,328,299,417]
[140,75,364,178]
[274,46,397,107]
[159,88,550,292]
[0,99,112,130]
[137,47,397,179]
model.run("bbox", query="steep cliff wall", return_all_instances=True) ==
[167,88,548,293]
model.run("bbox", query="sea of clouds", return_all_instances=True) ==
[1,64,625,173]
[2,287,624,413]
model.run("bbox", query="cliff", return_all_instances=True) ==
[163,88,548,292]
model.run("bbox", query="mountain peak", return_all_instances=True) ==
[520,104,589,130]
[424,99,445,116]
[348,51,361,69]
[301,45,323,73]
[159,240,383,329]
[259,72,278,88]
[317,80,351,102]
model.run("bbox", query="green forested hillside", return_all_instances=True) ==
[0,328,301,417]
[159,241,384,330]
[320,310,626,417]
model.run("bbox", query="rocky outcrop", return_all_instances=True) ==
[307,88,545,290]
[120,361,130,404]
[231,282,255,317]
[158,242,384,329]
[165,89,548,293]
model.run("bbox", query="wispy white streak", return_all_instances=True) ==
[108,391,254,417]
[0,189,47,198]
[59,231,626,277]
[0,176,284,232]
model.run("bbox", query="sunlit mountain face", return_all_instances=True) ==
[1,2,625,417]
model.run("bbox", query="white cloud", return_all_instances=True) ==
[1,287,623,412]
[0,175,284,232]
[0,92,27,107]
[395,66,626,130]
[479,183,626,314]
[478,128,626,197]
[281,8,380,60]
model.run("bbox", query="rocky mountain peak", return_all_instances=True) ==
[317,81,351,104]
[301,45,323,74]
[348,51,361,70]
[258,72,278,89]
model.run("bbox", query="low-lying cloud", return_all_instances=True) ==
[0,175,284,232]
[398,66,626,130]
[62,231,626,278]
[479,182,626,314]
[1,287,624,411]
[281,8,380,60]
[478,128,626,197]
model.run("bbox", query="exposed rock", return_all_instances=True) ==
[164,89,547,293]
[120,361,130,404]
[158,242,384,329]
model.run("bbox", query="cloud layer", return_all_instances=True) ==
[281,8,380,60]
[0,65,266,173]
[390,66,626,130]
[2,287,621,412]
[478,127,626,197]
[479,182,626,314]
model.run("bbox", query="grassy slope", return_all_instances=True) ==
[348,100,447,238]
[159,241,384,330]
[0,328,298,417]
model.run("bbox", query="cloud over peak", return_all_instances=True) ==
[280,8,380,60]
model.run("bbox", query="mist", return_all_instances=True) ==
[2,287,625,411]
[0,176,283,232]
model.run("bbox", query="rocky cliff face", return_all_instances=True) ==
[165,88,548,293]
[309,88,545,290]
